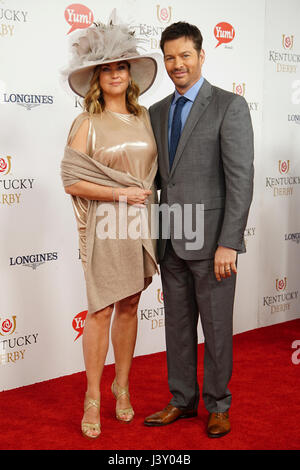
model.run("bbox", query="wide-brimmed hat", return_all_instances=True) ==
[65,10,160,98]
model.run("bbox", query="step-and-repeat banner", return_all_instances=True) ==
[0,0,299,391]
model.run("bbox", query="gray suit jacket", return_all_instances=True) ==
[149,79,254,261]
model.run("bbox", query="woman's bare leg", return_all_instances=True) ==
[82,304,114,436]
[111,291,142,418]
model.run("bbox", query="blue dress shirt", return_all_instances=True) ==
[168,76,205,147]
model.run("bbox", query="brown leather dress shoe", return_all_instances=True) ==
[144,403,197,427]
[207,411,231,438]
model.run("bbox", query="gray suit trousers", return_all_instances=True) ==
[160,240,237,413]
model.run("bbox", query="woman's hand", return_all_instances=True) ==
[120,187,152,207]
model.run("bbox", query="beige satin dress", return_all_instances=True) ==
[67,107,158,295]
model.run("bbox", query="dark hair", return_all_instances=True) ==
[160,22,203,55]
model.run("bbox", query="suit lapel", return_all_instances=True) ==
[169,79,213,178]
[160,93,173,176]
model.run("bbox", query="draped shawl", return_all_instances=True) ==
[61,146,158,314]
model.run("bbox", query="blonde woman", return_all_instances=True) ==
[61,14,160,439]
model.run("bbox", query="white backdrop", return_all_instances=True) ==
[0,0,299,391]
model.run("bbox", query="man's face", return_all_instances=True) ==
[163,36,205,93]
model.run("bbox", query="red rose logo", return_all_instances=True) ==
[283,35,294,50]
[160,8,169,21]
[279,160,290,175]
[157,288,164,304]
[0,158,7,173]
[0,316,17,336]
[285,37,291,49]
[0,156,11,175]
[156,5,172,24]
[276,278,287,292]
[233,83,246,97]
[1,319,12,334]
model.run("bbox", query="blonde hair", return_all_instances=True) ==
[84,64,142,116]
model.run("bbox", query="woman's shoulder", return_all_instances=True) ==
[67,112,94,152]
[138,106,150,121]
[140,106,149,116]
[68,111,96,137]
[70,111,91,128]
[139,106,152,128]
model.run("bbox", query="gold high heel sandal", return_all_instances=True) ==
[81,395,101,439]
[111,378,135,423]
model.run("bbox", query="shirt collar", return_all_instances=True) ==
[173,76,205,104]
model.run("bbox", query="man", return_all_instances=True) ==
[144,22,254,438]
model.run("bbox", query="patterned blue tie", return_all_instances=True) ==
[169,96,188,169]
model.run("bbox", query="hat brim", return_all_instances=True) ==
[68,54,159,98]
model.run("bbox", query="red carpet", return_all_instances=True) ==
[1,319,300,450]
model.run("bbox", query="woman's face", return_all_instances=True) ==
[99,61,130,98]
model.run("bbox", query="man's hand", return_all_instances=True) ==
[214,246,237,282]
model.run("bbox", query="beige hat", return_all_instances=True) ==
[65,10,160,98]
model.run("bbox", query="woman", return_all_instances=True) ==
[61,14,160,439]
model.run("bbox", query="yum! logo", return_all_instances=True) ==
[72,310,88,341]
[64,3,94,34]
[214,22,235,48]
